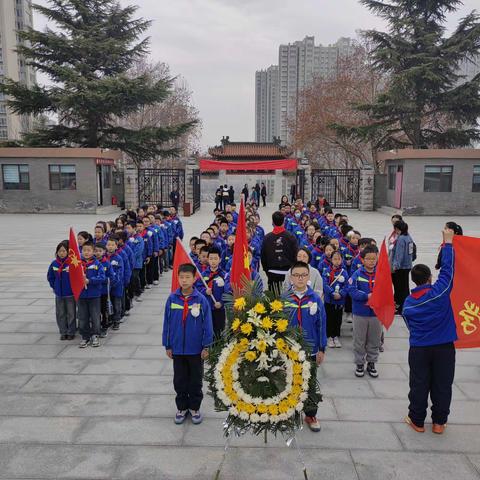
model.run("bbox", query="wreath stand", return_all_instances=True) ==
[213,420,310,480]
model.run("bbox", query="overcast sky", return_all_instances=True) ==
[33,0,478,151]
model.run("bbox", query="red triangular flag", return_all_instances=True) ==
[171,238,200,292]
[68,227,85,301]
[230,198,251,292]
[368,239,395,329]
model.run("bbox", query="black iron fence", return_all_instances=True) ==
[311,169,360,208]
[192,169,201,213]
[138,168,185,208]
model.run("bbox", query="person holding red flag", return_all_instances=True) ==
[230,198,251,292]
[47,240,76,340]
[402,228,456,435]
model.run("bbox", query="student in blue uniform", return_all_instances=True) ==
[106,236,125,331]
[126,221,144,302]
[47,240,76,340]
[78,241,105,348]
[162,263,213,426]
[283,261,327,433]
[94,242,115,338]
[402,228,456,435]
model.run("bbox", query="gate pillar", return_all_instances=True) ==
[359,167,375,211]
[124,166,138,210]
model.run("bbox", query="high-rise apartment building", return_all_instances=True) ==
[0,0,36,141]
[255,65,279,142]
[256,36,354,145]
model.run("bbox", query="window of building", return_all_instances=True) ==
[473,165,480,192]
[49,165,76,190]
[388,165,396,190]
[0,128,7,139]
[424,165,453,192]
[2,164,29,190]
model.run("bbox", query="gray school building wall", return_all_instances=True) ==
[0,148,121,214]
[378,149,480,216]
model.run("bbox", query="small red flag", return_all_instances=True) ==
[230,198,251,292]
[68,227,85,301]
[368,239,395,329]
[451,236,480,349]
[171,238,200,292]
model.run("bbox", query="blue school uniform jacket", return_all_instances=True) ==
[171,216,184,241]
[282,287,327,354]
[98,257,116,296]
[196,268,227,309]
[162,288,213,355]
[322,265,349,305]
[139,230,153,260]
[79,258,105,299]
[402,244,457,347]
[106,252,124,297]
[47,257,73,297]
[117,247,131,286]
[221,247,233,270]
[147,226,159,253]
[128,234,144,269]
[347,266,376,317]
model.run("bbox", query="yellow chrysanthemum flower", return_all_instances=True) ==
[257,404,268,414]
[291,385,302,396]
[293,363,303,374]
[231,318,241,331]
[293,374,303,385]
[245,403,256,414]
[234,297,247,310]
[240,323,253,336]
[288,350,299,361]
[287,396,298,408]
[270,300,283,313]
[276,319,289,333]
[245,350,257,362]
[276,338,286,350]
[253,302,267,314]
[261,316,273,330]
[256,340,267,353]
[268,404,279,416]
[279,400,290,414]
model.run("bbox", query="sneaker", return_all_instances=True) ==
[112,323,120,331]
[135,296,143,302]
[174,410,188,424]
[345,313,353,324]
[145,285,152,289]
[405,416,425,433]
[90,335,100,348]
[79,339,88,348]
[124,310,130,317]
[432,423,447,434]
[190,410,203,425]
[367,362,378,378]
[99,330,108,338]
[153,280,159,285]
[304,416,321,432]
[379,345,385,352]
[327,337,335,348]
[355,364,365,377]
[60,334,68,341]
[333,337,342,348]
[67,335,75,340]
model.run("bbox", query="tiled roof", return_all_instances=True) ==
[208,142,293,159]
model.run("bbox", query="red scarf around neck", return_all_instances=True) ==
[272,226,286,235]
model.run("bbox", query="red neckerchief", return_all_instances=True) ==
[291,293,310,328]
[272,226,286,235]
[207,269,219,288]
[329,267,342,284]
[82,258,95,269]
[57,257,68,275]
[323,257,332,267]
[339,238,348,249]
[200,264,208,272]
[363,270,375,292]
[347,243,358,256]
[138,230,147,238]
[411,286,432,299]
[179,294,190,327]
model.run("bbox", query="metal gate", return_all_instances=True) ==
[296,169,306,201]
[311,169,360,208]
[192,169,201,213]
[138,168,185,208]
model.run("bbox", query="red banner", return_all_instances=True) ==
[368,239,395,329]
[199,158,297,171]
[230,198,251,291]
[451,236,480,349]
[68,227,85,301]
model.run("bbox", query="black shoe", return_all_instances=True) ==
[367,362,378,378]
[355,364,365,377]
[60,334,68,341]
[67,335,75,340]
[112,323,120,330]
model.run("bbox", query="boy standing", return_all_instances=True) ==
[403,228,456,434]
[106,236,125,331]
[94,242,115,338]
[162,264,213,425]
[348,245,381,378]
[283,261,327,432]
[78,241,105,348]
[126,221,144,302]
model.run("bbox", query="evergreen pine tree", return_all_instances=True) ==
[335,0,480,149]
[0,0,196,163]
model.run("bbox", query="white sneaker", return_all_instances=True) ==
[153,280,159,285]
[135,296,143,302]
[145,285,152,289]
[333,337,342,348]
[327,337,335,348]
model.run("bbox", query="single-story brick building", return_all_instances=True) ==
[377,149,480,215]
[0,148,121,213]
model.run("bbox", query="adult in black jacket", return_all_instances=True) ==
[261,183,267,207]
[261,211,298,296]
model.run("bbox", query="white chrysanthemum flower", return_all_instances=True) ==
[243,394,253,403]
[298,351,306,362]
[271,349,279,359]
[291,343,301,353]
[302,382,309,390]
[287,408,295,417]
[300,392,308,401]
[279,413,289,421]
[260,413,269,423]
[270,415,279,423]
[295,402,304,412]
[229,406,239,416]
[250,413,260,423]
[233,382,241,391]
[257,352,270,370]
[239,411,249,420]
[257,376,269,383]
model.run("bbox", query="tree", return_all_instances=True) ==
[0,0,197,164]
[335,0,480,150]
[292,44,387,171]
[116,59,201,167]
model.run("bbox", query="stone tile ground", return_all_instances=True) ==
[0,206,479,479]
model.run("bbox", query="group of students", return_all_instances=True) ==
[47,205,184,347]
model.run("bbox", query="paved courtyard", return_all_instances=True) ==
[0,205,479,479]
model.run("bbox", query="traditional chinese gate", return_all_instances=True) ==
[192,169,201,213]
[138,168,185,207]
[311,169,360,208]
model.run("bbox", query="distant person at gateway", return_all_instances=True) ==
[261,183,267,207]
[241,184,249,202]
[228,185,234,204]
[170,188,180,210]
